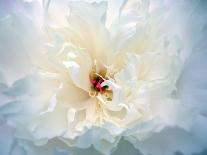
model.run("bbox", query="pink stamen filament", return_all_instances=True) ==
[90,78,105,94]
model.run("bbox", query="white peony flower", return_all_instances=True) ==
[0,0,207,155]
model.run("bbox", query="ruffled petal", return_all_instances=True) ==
[63,50,92,92]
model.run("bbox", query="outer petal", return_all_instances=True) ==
[0,15,34,85]
[126,125,207,155]
[0,123,15,155]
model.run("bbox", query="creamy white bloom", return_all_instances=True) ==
[0,0,207,155]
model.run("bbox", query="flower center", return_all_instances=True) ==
[89,68,113,101]
[90,77,105,94]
